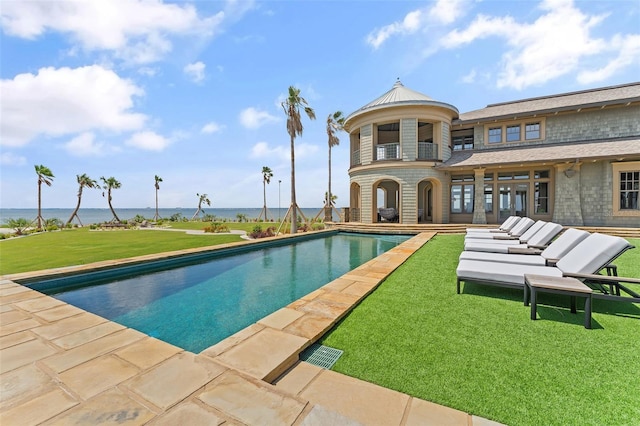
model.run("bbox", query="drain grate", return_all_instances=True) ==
[300,343,343,369]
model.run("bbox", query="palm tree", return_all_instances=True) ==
[192,193,211,220]
[34,164,54,230]
[258,166,273,221]
[325,111,345,221]
[66,174,100,227]
[281,85,316,233]
[100,176,122,222]
[153,175,163,221]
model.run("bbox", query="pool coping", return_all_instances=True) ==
[1,231,503,425]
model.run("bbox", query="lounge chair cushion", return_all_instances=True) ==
[456,259,562,285]
[539,228,590,260]
[556,233,632,274]
[463,242,529,253]
[524,222,563,247]
[459,251,547,266]
[466,216,520,233]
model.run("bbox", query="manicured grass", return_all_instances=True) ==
[0,227,243,275]
[322,235,640,426]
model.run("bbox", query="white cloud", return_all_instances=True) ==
[125,131,170,151]
[0,152,27,166]
[461,69,477,84]
[250,141,318,160]
[239,107,279,129]
[0,65,146,147]
[366,0,467,49]
[201,122,224,134]
[64,132,109,156]
[578,34,640,84]
[440,0,637,90]
[184,61,206,83]
[138,66,158,77]
[0,0,237,64]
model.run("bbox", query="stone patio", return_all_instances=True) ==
[1,232,503,425]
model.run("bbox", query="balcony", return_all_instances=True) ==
[376,143,399,160]
[418,142,438,160]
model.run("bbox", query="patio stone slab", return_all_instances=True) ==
[0,309,30,325]
[59,355,139,400]
[124,352,226,410]
[41,328,145,373]
[200,323,264,358]
[0,338,58,374]
[472,415,506,425]
[151,401,226,426]
[323,277,357,292]
[13,295,65,312]
[273,361,323,396]
[0,330,36,350]
[33,303,85,322]
[300,368,410,426]
[284,313,334,341]
[198,371,306,426]
[0,318,42,336]
[213,327,308,382]
[52,321,126,350]
[299,404,364,426]
[404,397,470,425]
[48,388,156,425]
[0,364,56,410]
[0,387,78,426]
[299,297,351,320]
[115,337,183,370]
[32,312,107,340]
[258,307,304,330]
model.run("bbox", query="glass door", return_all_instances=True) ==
[499,184,528,220]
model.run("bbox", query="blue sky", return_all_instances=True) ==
[1,0,639,209]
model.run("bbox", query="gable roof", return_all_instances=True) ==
[456,82,640,124]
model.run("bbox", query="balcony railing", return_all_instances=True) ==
[351,149,360,166]
[418,142,438,160]
[376,143,399,160]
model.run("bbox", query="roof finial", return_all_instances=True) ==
[393,78,403,88]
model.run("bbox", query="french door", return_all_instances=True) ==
[498,183,528,221]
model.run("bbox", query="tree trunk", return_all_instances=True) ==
[328,145,332,208]
[37,179,43,229]
[154,188,159,220]
[66,187,83,226]
[108,190,121,222]
[290,134,297,233]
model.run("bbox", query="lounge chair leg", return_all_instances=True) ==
[570,296,577,314]
[585,296,592,329]
[456,279,460,294]
[530,288,537,321]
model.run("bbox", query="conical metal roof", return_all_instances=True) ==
[345,80,458,126]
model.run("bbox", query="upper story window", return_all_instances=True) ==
[484,119,544,145]
[506,125,521,142]
[452,130,474,151]
[525,123,541,140]
[488,127,502,143]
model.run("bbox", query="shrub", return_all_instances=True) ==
[249,225,275,239]
[312,222,325,231]
[5,218,30,235]
[203,223,230,233]
[169,213,183,222]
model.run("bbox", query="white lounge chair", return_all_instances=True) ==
[465,218,538,242]
[466,216,521,233]
[463,223,567,253]
[456,233,634,296]
[460,228,591,266]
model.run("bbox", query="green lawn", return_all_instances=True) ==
[0,227,243,275]
[321,235,640,426]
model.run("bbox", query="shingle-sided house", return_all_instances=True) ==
[344,81,640,227]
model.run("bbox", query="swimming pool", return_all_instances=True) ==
[29,232,410,352]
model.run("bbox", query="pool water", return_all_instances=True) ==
[35,233,410,352]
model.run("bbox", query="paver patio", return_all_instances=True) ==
[1,232,503,425]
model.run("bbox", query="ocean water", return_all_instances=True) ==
[0,207,336,225]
